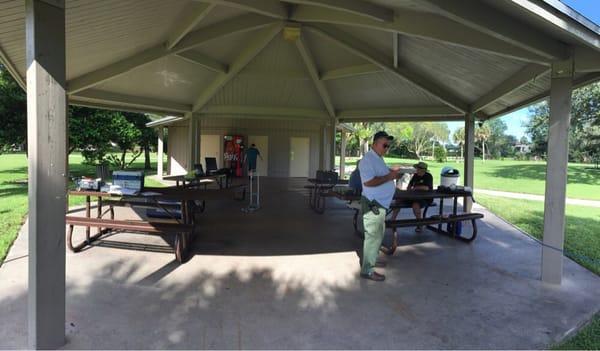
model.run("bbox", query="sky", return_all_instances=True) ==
[447,0,600,142]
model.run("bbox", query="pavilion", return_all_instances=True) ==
[0,0,599,348]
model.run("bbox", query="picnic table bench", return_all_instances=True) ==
[326,188,484,248]
[305,178,349,213]
[66,186,245,263]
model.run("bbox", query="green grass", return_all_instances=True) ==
[553,314,600,350]
[476,194,600,275]
[0,152,165,264]
[476,194,600,349]
[338,156,600,201]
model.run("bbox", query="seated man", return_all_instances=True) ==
[348,160,362,195]
[390,161,433,234]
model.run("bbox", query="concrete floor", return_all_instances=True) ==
[1,177,599,349]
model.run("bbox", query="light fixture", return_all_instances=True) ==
[283,22,301,42]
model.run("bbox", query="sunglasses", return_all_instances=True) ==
[383,144,390,149]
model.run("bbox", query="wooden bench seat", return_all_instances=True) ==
[65,216,194,262]
[386,212,484,242]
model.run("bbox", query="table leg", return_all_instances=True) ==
[438,198,444,232]
[85,195,91,241]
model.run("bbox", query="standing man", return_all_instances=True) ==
[359,131,400,281]
[244,143,263,173]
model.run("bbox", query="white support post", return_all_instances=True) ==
[329,119,337,171]
[157,128,164,180]
[26,0,66,349]
[340,130,346,178]
[541,60,573,284]
[187,114,201,171]
[463,114,475,212]
[319,124,326,170]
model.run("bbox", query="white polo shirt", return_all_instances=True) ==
[359,149,395,209]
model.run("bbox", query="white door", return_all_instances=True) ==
[248,135,268,176]
[289,137,310,177]
[200,135,221,170]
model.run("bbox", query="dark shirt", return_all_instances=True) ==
[408,172,433,190]
[349,167,362,193]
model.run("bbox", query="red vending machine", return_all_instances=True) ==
[223,135,244,177]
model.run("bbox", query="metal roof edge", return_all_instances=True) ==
[540,0,600,35]
[145,116,186,128]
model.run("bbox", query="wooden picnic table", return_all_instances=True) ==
[327,188,484,245]
[305,178,349,213]
[163,173,228,188]
[66,189,196,262]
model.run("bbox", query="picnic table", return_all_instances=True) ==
[305,178,349,213]
[327,188,484,245]
[65,186,244,263]
[163,173,228,188]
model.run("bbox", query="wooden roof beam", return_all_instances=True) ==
[292,5,551,65]
[320,64,382,81]
[201,105,329,119]
[194,0,288,19]
[192,22,283,112]
[70,90,192,115]
[67,14,277,94]
[166,2,216,50]
[306,24,469,114]
[472,63,549,113]
[424,0,568,61]
[295,34,336,117]
[285,0,393,22]
[338,106,462,120]
[0,45,25,90]
[175,51,228,74]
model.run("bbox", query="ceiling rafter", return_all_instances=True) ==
[194,0,288,19]
[201,105,329,119]
[338,106,462,119]
[472,64,549,113]
[291,5,551,65]
[0,45,25,90]
[424,0,568,61]
[320,64,382,81]
[295,34,336,117]
[175,51,228,74]
[71,89,192,114]
[306,24,469,113]
[284,0,393,22]
[67,14,277,94]
[192,22,284,112]
[166,2,216,50]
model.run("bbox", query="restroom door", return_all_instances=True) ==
[200,135,221,170]
[248,135,268,176]
[289,137,310,177]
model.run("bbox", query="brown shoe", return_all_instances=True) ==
[360,271,386,281]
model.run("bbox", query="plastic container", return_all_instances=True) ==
[440,167,460,187]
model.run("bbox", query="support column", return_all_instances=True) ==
[542,60,573,284]
[329,119,337,171]
[157,127,164,180]
[340,129,346,178]
[26,0,66,348]
[463,113,475,212]
[319,124,326,170]
[187,113,201,172]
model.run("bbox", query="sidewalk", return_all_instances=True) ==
[475,189,600,208]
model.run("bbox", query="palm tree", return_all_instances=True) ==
[475,124,491,162]
[452,127,465,162]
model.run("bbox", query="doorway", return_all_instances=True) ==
[289,137,310,177]
[200,135,221,170]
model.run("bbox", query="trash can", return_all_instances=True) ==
[440,167,460,187]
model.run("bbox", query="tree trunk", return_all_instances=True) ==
[120,150,126,169]
[144,145,151,169]
[482,142,486,162]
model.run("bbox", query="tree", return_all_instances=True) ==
[475,123,491,161]
[0,65,26,153]
[406,122,449,160]
[525,82,600,162]
[105,114,142,169]
[69,107,118,162]
[453,127,465,161]
[124,113,156,169]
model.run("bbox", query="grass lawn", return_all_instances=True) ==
[0,152,164,264]
[476,194,600,350]
[337,156,600,201]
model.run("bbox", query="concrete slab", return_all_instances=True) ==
[1,178,599,349]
